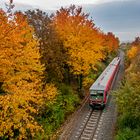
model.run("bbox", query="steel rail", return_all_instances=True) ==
[59,94,90,140]
[78,110,102,140]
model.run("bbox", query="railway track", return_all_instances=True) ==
[59,72,120,140]
[59,51,124,140]
[59,94,90,140]
[59,95,105,140]
[73,92,112,140]
[59,86,114,140]
[77,109,103,140]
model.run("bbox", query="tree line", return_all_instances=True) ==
[0,5,119,139]
[115,37,140,140]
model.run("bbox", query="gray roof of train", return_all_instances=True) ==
[90,57,120,91]
[110,57,120,65]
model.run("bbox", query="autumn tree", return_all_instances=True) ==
[53,5,105,89]
[103,32,119,56]
[126,37,140,71]
[115,39,140,139]
[0,10,57,139]
[127,37,140,59]
[132,36,140,46]
[127,46,138,59]
[25,9,66,83]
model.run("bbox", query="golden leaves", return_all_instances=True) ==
[43,84,58,100]
[127,46,138,59]
[0,10,58,139]
[103,32,119,54]
[0,6,120,139]
[54,6,105,76]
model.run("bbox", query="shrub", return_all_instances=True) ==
[36,84,80,139]
[115,127,139,140]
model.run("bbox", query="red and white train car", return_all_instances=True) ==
[89,57,121,108]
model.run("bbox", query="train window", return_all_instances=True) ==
[90,90,104,99]
[90,90,104,94]
[91,91,97,95]
[90,91,97,99]
[90,94,97,99]
[97,91,104,94]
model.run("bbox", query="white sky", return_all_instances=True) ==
[4,0,129,10]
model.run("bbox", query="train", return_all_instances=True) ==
[89,57,121,109]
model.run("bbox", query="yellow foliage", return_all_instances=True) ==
[127,46,138,59]
[103,32,119,54]
[0,10,58,139]
[83,77,94,88]
[42,84,58,100]
[0,93,43,139]
[54,6,105,76]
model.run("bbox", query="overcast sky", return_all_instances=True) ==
[1,0,140,42]
[3,0,130,10]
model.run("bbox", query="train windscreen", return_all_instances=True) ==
[90,90,104,100]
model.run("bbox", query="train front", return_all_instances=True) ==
[89,89,105,108]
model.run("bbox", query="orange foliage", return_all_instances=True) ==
[127,37,140,60]
[103,32,119,54]
[0,10,57,139]
[0,5,120,138]
[54,5,105,76]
